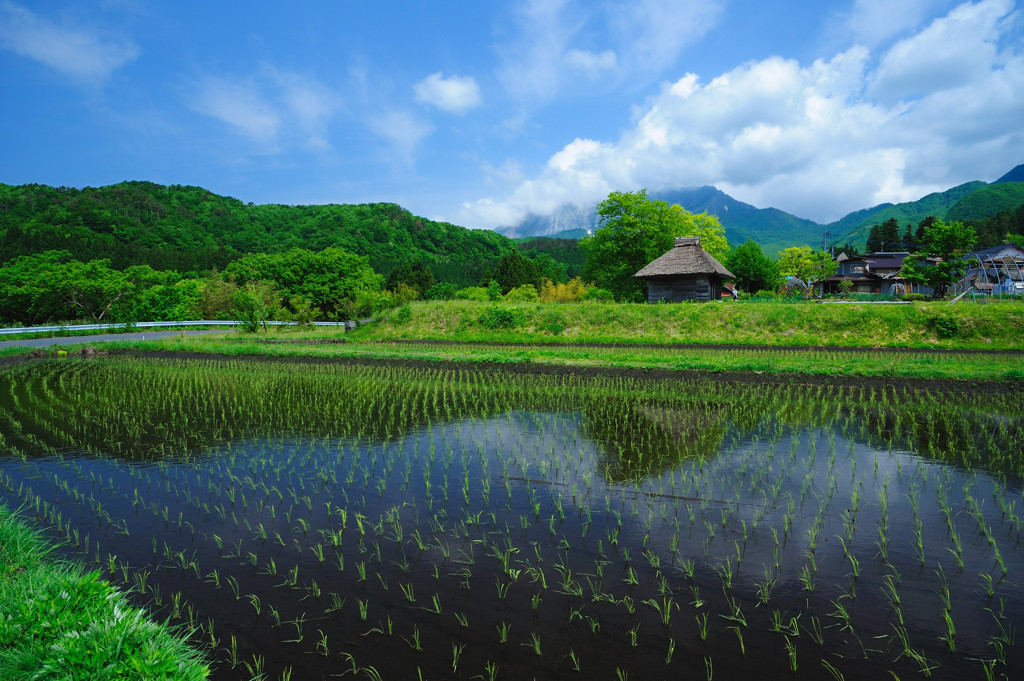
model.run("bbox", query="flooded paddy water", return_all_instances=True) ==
[0,356,1021,680]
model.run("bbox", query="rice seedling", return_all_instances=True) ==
[0,355,1020,681]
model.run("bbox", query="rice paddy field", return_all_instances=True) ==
[1,355,1022,680]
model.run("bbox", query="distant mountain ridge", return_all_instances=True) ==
[823,181,988,246]
[497,186,826,256]
[497,164,1024,254]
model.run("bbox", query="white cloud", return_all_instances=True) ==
[566,49,617,75]
[605,0,724,72]
[844,0,951,45]
[414,72,481,114]
[268,68,342,150]
[459,0,1024,228]
[495,0,579,103]
[186,66,341,151]
[481,158,526,189]
[495,0,723,104]
[869,0,1012,101]
[0,2,138,83]
[190,78,281,144]
[367,110,433,162]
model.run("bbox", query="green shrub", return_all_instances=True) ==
[584,287,614,302]
[479,305,525,329]
[486,280,502,301]
[540,310,566,335]
[392,304,412,325]
[424,282,458,300]
[504,284,539,303]
[928,315,961,339]
[454,286,490,302]
[900,293,926,301]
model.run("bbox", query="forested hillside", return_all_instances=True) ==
[0,181,522,286]
[828,181,987,245]
[945,182,1024,222]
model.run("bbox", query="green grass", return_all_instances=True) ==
[8,299,1022,381]
[69,333,1021,382]
[343,299,1024,350]
[0,504,209,681]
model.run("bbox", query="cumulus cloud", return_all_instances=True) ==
[414,72,482,113]
[186,66,341,150]
[869,0,1012,101]
[0,2,138,83]
[459,0,1024,228]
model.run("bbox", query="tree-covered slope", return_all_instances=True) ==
[0,181,516,285]
[946,182,1024,222]
[993,164,1024,184]
[828,181,987,246]
[653,186,823,257]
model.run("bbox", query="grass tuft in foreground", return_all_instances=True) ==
[0,504,209,681]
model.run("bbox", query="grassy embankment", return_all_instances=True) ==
[0,505,209,681]
[50,300,1022,381]
[354,299,1024,348]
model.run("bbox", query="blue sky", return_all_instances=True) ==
[1,0,1022,229]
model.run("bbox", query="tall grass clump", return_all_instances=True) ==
[0,504,209,681]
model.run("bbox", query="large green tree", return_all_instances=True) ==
[491,250,540,294]
[385,260,436,296]
[776,246,839,296]
[901,219,977,299]
[724,240,778,293]
[0,251,199,324]
[580,189,729,301]
[225,247,383,320]
[866,218,903,253]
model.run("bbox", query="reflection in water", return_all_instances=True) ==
[0,357,1022,681]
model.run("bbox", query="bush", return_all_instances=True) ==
[424,282,458,300]
[479,305,525,329]
[584,287,614,302]
[900,293,926,301]
[928,315,961,339]
[540,310,566,335]
[349,288,393,318]
[539,277,589,303]
[487,280,502,301]
[391,282,420,305]
[504,284,539,302]
[392,304,412,325]
[280,294,320,327]
[454,286,490,302]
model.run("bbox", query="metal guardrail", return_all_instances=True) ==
[0,320,352,336]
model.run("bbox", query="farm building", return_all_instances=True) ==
[634,236,734,303]
[955,243,1024,298]
[823,251,922,295]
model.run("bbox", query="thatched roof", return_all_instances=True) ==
[634,237,734,279]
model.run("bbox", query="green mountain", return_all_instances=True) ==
[0,181,518,286]
[827,181,987,246]
[946,182,1024,222]
[653,187,823,257]
[993,164,1024,184]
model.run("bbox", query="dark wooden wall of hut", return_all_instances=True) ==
[646,275,724,302]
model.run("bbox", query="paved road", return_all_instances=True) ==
[0,329,232,349]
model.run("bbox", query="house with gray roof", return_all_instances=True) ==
[634,237,734,303]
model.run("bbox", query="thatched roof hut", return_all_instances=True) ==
[634,237,734,302]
